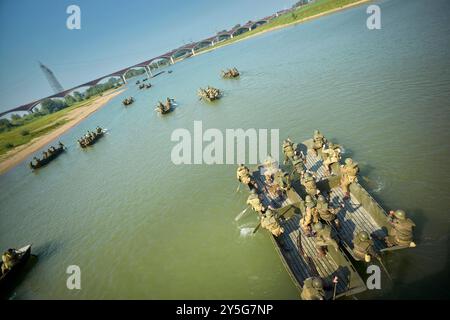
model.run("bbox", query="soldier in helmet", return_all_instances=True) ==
[292,153,306,177]
[301,172,318,197]
[316,195,340,228]
[311,130,327,158]
[313,221,339,257]
[273,170,291,193]
[385,210,416,248]
[353,231,378,263]
[1,248,19,275]
[282,138,295,164]
[236,164,256,190]
[340,158,360,200]
[301,277,326,300]
[261,209,284,237]
[322,142,342,175]
[246,190,266,214]
[300,195,319,236]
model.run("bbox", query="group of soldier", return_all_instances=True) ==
[237,130,416,300]
[198,86,221,101]
[77,127,104,148]
[29,141,65,168]
[156,97,173,113]
[122,97,134,106]
[1,248,18,275]
[221,67,240,78]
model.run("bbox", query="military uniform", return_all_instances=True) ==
[300,196,319,233]
[322,143,341,174]
[292,155,305,175]
[1,249,18,275]
[313,222,339,256]
[261,210,284,237]
[247,192,265,213]
[236,164,251,185]
[316,195,338,224]
[385,210,416,247]
[353,231,377,262]
[340,158,359,197]
[301,173,318,197]
[282,139,295,163]
[312,130,326,157]
[301,277,326,300]
[274,171,291,192]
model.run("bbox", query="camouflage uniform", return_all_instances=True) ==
[261,210,284,237]
[301,277,326,300]
[385,210,416,247]
[292,155,305,176]
[301,173,318,197]
[300,195,319,233]
[353,231,378,263]
[322,143,341,174]
[236,164,251,185]
[340,158,359,197]
[247,192,265,213]
[282,139,295,163]
[313,222,339,256]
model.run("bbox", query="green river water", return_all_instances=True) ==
[1,0,449,299]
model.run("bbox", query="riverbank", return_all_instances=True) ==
[194,0,372,57]
[0,88,125,174]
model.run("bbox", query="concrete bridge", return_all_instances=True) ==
[0,14,277,118]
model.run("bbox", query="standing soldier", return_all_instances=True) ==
[282,138,295,164]
[311,130,327,158]
[301,172,319,197]
[313,221,339,257]
[300,195,319,235]
[274,171,291,193]
[340,158,359,200]
[246,190,266,214]
[316,195,340,228]
[236,164,256,190]
[261,209,284,237]
[322,142,342,175]
[301,277,326,300]
[385,210,416,248]
[352,231,378,263]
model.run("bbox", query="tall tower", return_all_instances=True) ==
[39,62,64,93]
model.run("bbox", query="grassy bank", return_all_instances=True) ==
[196,0,369,54]
[0,93,109,156]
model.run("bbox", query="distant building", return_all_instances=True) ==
[39,62,64,94]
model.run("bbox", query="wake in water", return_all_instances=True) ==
[239,227,255,237]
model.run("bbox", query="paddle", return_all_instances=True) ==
[235,206,250,221]
[332,276,339,300]
[375,255,393,281]
[235,183,241,193]
[252,221,261,234]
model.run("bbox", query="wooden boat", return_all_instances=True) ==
[198,87,222,102]
[123,97,134,106]
[29,143,66,170]
[0,245,32,290]
[78,129,105,148]
[250,165,367,299]
[155,101,173,114]
[222,68,240,78]
[294,139,414,255]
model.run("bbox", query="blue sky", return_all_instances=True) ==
[0,0,295,111]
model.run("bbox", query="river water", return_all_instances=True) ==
[1,0,449,299]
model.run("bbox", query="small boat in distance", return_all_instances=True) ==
[78,127,106,148]
[123,97,134,106]
[221,67,240,78]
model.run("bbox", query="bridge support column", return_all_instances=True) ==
[191,48,195,56]
[144,66,151,78]
[146,66,153,77]
[170,56,175,64]
[121,75,127,84]
[230,34,234,38]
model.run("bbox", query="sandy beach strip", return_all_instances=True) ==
[0,88,125,175]
[195,0,372,57]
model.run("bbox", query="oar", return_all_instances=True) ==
[252,221,261,234]
[234,206,249,221]
[235,183,241,193]
[376,255,393,281]
[332,276,338,300]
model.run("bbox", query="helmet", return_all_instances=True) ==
[358,231,370,241]
[394,209,406,220]
[265,210,273,217]
[314,130,320,135]
[312,277,323,289]
[239,163,244,167]
[317,195,326,203]
[250,189,256,194]
[345,158,353,166]
[313,222,324,231]
[305,195,313,203]
[328,142,335,149]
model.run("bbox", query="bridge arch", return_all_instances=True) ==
[193,40,214,51]
[217,34,232,42]
[232,26,251,37]
[122,66,149,80]
[251,20,268,30]
[148,57,172,70]
[172,47,194,60]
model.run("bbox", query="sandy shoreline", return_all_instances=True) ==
[195,0,372,57]
[0,88,125,175]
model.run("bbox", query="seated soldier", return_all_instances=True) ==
[311,130,327,158]
[316,195,340,228]
[322,142,342,175]
[1,248,18,275]
[246,190,266,214]
[301,277,326,300]
[301,172,318,197]
[236,164,256,190]
[261,209,284,237]
[385,210,416,248]
[353,231,378,263]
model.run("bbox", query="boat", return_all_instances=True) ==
[0,244,32,290]
[78,128,106,148]
[155,100,174,114]
[29,143,66,170]
[168,70,173,74]
[145,84,152,89]
[249,165,367,299]
[222,68,240,78]
[294,138,415,255]
[138,84,145,89]
[123,97,134,106]
[198,87,222,102]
